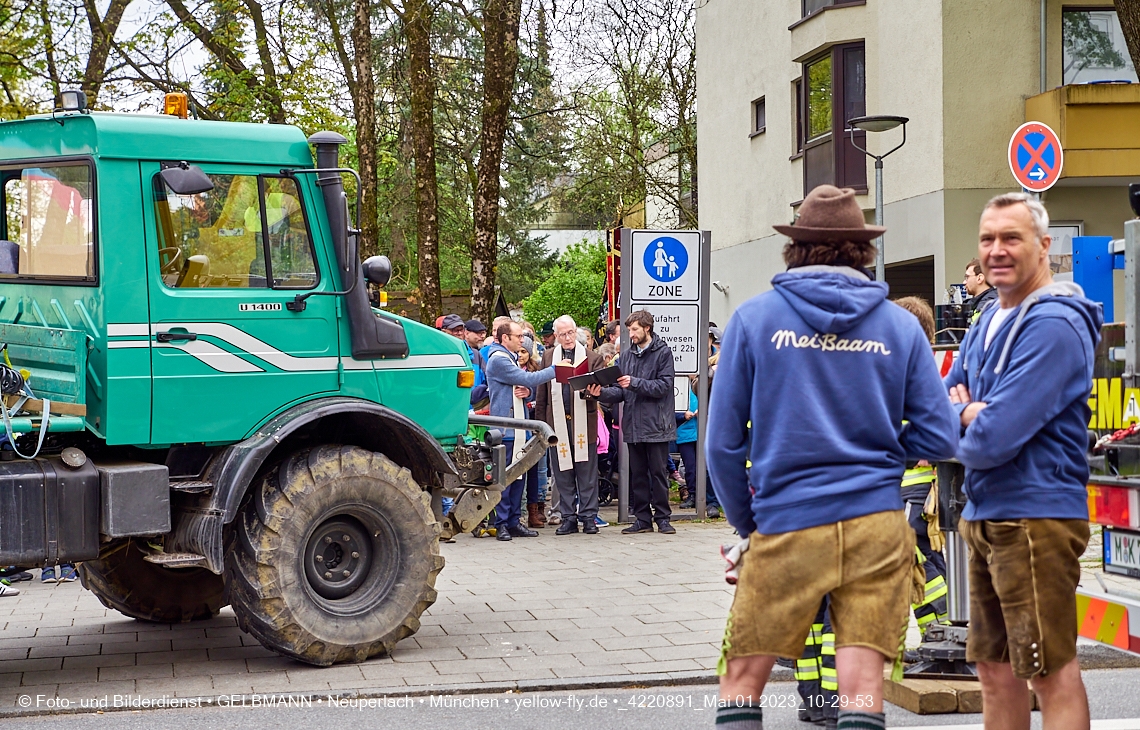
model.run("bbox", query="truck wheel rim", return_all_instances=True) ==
[302,510,392,605]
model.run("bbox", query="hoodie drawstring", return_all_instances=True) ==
[992,282,1086,375]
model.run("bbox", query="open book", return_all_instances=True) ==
[554,359,590,384]
[567,365,622,391]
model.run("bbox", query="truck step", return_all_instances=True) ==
[142,552,208,568]
[169,480,214,493]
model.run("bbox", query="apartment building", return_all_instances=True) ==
[697,0,1140,325]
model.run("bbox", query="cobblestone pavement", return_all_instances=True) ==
[0,514,1134,710]
[0,514,739,708]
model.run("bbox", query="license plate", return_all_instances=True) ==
[239,303,282,312]
[1105,527,1140,579]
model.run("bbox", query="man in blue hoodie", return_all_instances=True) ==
[945,192,1101,730]
[706,185,959,730]
[484,319,561,541]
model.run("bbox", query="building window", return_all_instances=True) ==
[806,56,832,141]
[1062,9,1137,85]
[803,0,831,15]
[800,42,867,197]
[751,97,766,136]
[800,0,866,21]
[793,79,803,153]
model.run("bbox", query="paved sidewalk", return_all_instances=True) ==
[1,516,1135,710]
[0,518,740,707]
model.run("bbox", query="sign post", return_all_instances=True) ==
[617,229,712,521]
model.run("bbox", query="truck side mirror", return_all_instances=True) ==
[159,162,214,196]
[362,256,392,287]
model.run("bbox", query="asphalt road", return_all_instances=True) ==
[2,670,1140,729]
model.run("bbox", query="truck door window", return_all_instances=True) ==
[0,163,95,282]
[153,172,318,289]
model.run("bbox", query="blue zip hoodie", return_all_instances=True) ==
[706,266,959,536]
[944,282,1102,521]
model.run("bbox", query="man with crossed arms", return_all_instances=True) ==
[535,315,607,534]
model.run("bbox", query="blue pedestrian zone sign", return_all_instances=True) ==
[643,236,689,282]
[1008,122,1063,193]
[631,230,700,301]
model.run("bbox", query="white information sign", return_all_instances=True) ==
[674,376,692,413]
[630,302,700,374]
[630,230,701,301]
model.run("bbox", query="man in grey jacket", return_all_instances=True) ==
[596,310,677,534]
[485,320,560,541]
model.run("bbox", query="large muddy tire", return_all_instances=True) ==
[225,444,443,666]
[79,539,226,623]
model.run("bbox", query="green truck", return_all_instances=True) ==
[0,96,553,666]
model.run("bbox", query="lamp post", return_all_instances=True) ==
[847,115,908,283]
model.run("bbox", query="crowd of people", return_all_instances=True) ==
[433,306,721,539]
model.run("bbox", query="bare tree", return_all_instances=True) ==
[470,0,523,324]
[320,0,381,258]
[384,0,443,324]
[162,0,286,122]
[550,0,697,229]
[81,0,132,105]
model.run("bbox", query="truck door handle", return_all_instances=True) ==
[156,331,198,343]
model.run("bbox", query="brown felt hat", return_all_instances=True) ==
[773,185,885,242]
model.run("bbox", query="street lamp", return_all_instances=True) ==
[847,115,908,283]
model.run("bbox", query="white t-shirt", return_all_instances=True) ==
[984,306,1016,351]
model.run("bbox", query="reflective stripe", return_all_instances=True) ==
[821,667,838,691]
[916,612,938,627]
[795,657,820,681]
[925,579,949,602]
[901,467,935,487]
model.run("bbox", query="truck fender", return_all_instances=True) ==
[170,397,458,574]
[206,396,457,524]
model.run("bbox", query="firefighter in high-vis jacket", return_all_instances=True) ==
[794,598,837,726]
[902,462,948,633]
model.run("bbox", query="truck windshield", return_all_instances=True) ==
[0,163,96,283]
[153,172,318,289]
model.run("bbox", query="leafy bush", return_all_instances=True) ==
[521,240,607,329]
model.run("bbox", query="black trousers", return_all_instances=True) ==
[627,441,671,525]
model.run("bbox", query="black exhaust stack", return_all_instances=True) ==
[308,132,407,359]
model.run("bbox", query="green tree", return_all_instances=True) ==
[521,241,605,329]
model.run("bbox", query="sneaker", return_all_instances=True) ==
[40,567,57,584]
[707,505,721,519]
[656,520,676,534]
[0,579,19,597]
[1,570,32,582]
[58,565,77,583]
[621,521,653,534]
[594,517,609,527]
